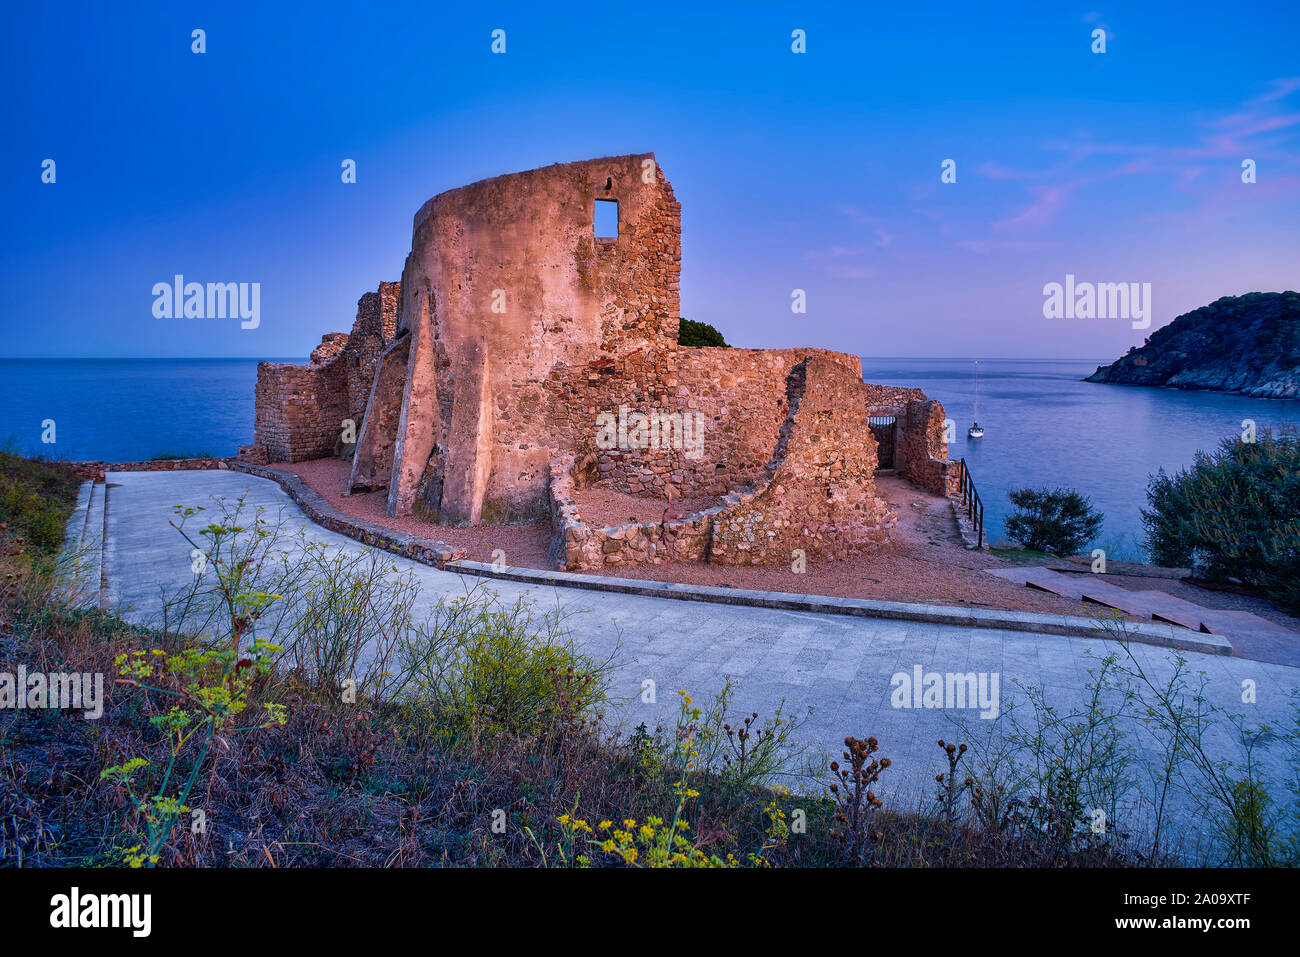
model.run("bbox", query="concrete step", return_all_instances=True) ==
[1091,588,1207,631]
[989,567,1300,664]
[1193,608,1300,665]
[1021,568,1090,600]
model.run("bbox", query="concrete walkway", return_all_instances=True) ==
[86,470,1300,854]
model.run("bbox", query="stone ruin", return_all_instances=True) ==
[248,154,957,571]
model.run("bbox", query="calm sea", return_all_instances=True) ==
[0,359,272,463]
[861,358,1300,559]
[3,357,1297,559]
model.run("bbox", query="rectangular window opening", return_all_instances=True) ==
[594,198,618,239]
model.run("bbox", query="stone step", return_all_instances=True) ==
[988,567,1300,659]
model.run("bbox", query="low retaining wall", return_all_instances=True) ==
[547,454,717,570]
[227,462,466,567]
[444,560,1234,656]
[71,457,237,482]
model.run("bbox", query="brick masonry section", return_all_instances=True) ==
[252,282,399,463]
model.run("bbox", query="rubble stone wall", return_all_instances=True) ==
[708,357,896,565]
[552,346,864,502]
[253,359,347,463]
[348,334,410,492]
[549,357,902,571]
[899,398,958,495]
[251,283,399,464]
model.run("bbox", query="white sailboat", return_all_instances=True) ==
[968,360,985,439]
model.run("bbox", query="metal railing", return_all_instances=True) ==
[956,458,985,549]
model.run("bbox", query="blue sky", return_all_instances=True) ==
[3,1,1297,360]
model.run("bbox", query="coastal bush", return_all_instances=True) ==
[1003,487,1104,556]
[1092,614,1299,866]
[396,589,610,738]
[1143,428,1300,611]
[677,317,729,347]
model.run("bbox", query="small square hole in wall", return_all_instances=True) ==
[594,199,618,239]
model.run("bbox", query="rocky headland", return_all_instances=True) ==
[1085,291,1300,398]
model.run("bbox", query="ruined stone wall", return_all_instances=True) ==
[253,359,347,463]
[349,334,410,491]
[388,153,682,523]
[547,455,715,570]
[343,281,400,422]
[899,398,956,495]
[861,382,927,415]
[708,357,896,565]
[549,346,863,502]
[549,357,899,571]
[250,283,398,465]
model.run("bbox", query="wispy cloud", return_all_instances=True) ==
[974,78,1300,233]
[805,245,866,260]
[954,239,1052,254]
[991,184,1070,233]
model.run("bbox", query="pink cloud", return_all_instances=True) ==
[992,185,1070,232]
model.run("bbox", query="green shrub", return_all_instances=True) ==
[1143,428,1300,611]
[1003,487,1104,556]
[678,318,729,348]
[0,450,81,558]
[149,450,214,461]
[398,589,611,737]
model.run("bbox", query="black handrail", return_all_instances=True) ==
[957,458,985,549]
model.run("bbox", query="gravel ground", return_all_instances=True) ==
[569,486,718,526]
[275,460,1120,616]
[271,459,553,568]
[590,476,1121,616]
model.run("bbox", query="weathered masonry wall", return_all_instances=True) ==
[252,282,399,464]
[549,357,901,571]
[387,153,683,524]
[253,360,347,463]
[552,346,864,501]
[708,357,895,565]
[899,399,957,495]
[349,334,410,492]
[344,282,400,423]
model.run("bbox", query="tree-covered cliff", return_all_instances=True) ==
[1085,291,1300,398]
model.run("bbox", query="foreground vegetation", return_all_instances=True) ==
[0,455,1296,867]
[1004,487,1105,557]
[1145,427,1300,613]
